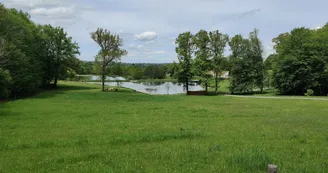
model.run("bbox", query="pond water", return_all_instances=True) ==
[89,82,204,95]
[77,75,126,81]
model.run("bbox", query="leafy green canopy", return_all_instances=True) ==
[228,30,264,94]
[272,25,328,95]
[0,4,80,99]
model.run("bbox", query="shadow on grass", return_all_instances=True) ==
[33,84,99,99]
[228,90,276,96]
[102,88,138,94]
[0,104,21,117]
[56,84,99,91]
[206,91,230,96]
[35,85,138,99]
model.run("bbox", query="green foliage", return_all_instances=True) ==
[209,30,229,93]
[0,6,42,97]
[272,25,328,95]
[143,64,166,79]
[81,63,171,81]
[193,30,212,92]
[0,68,12,99]
[264,54,278,70]
[91,28,127,91]
[249,29,265,92]
[128,65,144,80]
[175,32,194,92]
[0,4,80,98]
[264,70,273,89]
[167,62,179,78]
[77,61,95,74]
[41,25,80,87]
[228,29,265,94]
[304,89,314,96]
[228,35,254,93]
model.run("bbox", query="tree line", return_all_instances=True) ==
[0,4,80,99]
[269,24,328,96]
[175,24,328,96]
[77,62,171,80]
[175,29,264,94]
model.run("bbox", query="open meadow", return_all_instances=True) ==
[1,82,328,173]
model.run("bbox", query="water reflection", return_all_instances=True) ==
[76,75,126,81]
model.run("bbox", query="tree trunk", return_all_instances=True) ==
[215,72,219,95]
[102,74,105,91]
[101,59,106,92]
[54,76,58,88]
[185,78,189,94]
[54,66,58,88]
[205,81,208,95]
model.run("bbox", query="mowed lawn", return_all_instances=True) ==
[1,82,328,173]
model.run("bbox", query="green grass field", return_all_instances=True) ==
[1,82,328,173]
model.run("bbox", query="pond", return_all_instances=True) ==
[76,75,126,81]
[89,81,204,95]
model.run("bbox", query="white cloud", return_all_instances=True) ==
[312,25,322,30]
[30,6,75,18]
[3,0,328,63]
[3,0,61,8]
[135,31,158,41]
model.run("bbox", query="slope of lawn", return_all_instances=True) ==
[1,82,328,173]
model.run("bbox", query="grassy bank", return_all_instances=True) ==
[1,82,328,172]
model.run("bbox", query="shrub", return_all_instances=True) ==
[304,89,314,96]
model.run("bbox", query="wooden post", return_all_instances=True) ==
[268,164,278,173]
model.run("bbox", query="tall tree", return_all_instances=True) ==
[193,30,211,94]
[0,38,11,98]
[273,25,328,95]
[0,6,41,97]
[0,67,11,99]
[228,34,253,94]
[175,32,194,93]
[0,38,9,66]
[91,28,127,91]
[43,25,80,88]
[209,30,229,94]
[249,29,265,93]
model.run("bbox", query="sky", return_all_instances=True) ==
[1,0,327,63]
